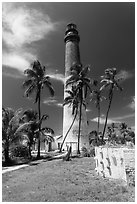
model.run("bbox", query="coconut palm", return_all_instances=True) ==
[15,113,54,157]
[20,109,38,157]
[2,107,22,163]
[23,60,54,158]
[66,63,92,154]
[90,88,106,137]
[100,68,123,141]
[60,85,79,152]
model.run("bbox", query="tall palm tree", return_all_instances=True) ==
[2,107,22,163]
[100,68,123,141]
[60,85,79,152]
[66,63,92,154]
[23,60,54,158]
[90,88,106,137]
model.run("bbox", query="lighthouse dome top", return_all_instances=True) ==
[64,23,80,43]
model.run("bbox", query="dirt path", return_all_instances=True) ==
[2,157,135,202]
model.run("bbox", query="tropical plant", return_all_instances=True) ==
[119,122,131,144]
[23,60,54,158]
[2,107,22,163]
[106,123,118,144]
[60,85,79,152]
[66,63,92,154]
[100,68,123,141]
[90,87,106,136]
[15,113,54,157]
[20,109,38,157]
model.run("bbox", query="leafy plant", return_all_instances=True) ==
[23,60,54,158]
[66,63,92,154]
[2,107,22,163]
[100,68,123,141]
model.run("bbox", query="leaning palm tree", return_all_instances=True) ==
[66,63,92,154]
[2,107,22,163]
[90,88,106,137]
[23,60,54,158]
[60,85,79,152]
[100,68,123,141]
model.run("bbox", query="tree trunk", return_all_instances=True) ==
[102,95,113,141]
[4,139,10,163]
[28,144,32,158]
[77,97,82,155]
[37,89,41,159]
[97,105,100,137]
[5,147,10,163]
[60,111,77,152]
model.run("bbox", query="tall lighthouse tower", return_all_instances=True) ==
[63,23,89,152]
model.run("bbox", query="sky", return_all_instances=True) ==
[2,2,135,135]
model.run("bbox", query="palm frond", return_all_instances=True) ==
[42,127,54,134]
[24,69,38,79]
[24,84,36,98]
[22,79,33,88]
[81,65,90,76]
[43,79,54,97]
[31,60,45,78]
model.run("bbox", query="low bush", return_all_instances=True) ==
[81,146,95,157]
[10,145,29,158]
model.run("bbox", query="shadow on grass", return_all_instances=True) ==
[2,155,51,167]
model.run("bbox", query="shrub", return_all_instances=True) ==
[81,146,95,157]
[11,145,29,158]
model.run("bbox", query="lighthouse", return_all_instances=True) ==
[62,23,89,152]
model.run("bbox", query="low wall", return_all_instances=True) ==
[94,147,135,183]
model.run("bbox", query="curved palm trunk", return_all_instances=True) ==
[37,89,41,159]
[102,95,113,141]
[60,111,77,153]
[77,100,82,155]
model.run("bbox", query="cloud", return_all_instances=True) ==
[91,117,120,125]
[56,103,63,108]
[47,69,65,83]
[2,67,24,79]
[43,97,63,107]
[2,2,58,75]
[91,113,135,124]
[116,70,134,81]
[3,3,56,48]
[127,96,135,110]
[43,98,57,105]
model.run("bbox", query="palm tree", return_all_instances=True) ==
[90,88,106,137]
[60,85,79,152]
[15,114,54,157]
[2,107,22,163]
[119,122,129,144]
[66,63,92,154]
[23,60,54,158]
[100,68,123,141]
[21,109,38,157]
[107,123,118,143]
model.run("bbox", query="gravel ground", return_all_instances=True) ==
[2,157,135,202]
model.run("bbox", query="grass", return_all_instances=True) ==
[2,157,135,202]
